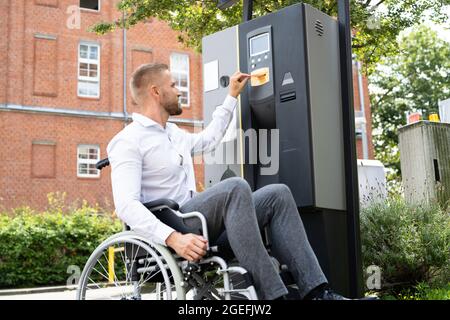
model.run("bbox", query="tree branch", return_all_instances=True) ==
[372,86,396,109]
[363,0,372,8]
[253,0,272,14]
[373,0,387,8]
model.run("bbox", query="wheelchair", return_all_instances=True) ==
[76,158,298,300]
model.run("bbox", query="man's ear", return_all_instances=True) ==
[148,85,159,99]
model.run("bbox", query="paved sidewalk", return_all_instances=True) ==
[0,285,78,300]
[0,290,77,300]
[0,285,160,300]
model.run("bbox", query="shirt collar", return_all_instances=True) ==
[132,113,162,128]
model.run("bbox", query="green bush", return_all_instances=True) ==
[415,282,450,300]
[361,196,450,292]
[0,205,122,288]
[381,283,450,300]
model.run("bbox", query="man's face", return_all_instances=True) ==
[159,70,182,116]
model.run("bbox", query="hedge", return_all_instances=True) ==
[0,206,122,288]
[360,197,450,292]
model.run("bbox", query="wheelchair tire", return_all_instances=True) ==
[76,234,181,300]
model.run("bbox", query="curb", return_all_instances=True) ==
[0,285,78,296]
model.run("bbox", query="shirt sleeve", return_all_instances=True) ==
[185,95,237,155]
[107,136,175,246]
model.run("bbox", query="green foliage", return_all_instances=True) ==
[0,206,122,288]
[415,282,450,300]
[381,282,450,300]
[89,0,449,74]
[361,196,450,294]
[370,25,450,180]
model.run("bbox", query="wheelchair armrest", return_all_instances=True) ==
[143,199,180,211]
[143,200,209,250]
[174,211,209,249]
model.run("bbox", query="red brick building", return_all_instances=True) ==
[0,0,374,211]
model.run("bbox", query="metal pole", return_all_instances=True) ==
[108,246,115,283]
[123,11,128,124]
[243,0,253,22]
[337,0,364,298]
[356,60,369,159]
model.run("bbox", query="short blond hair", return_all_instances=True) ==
[129,63,168,104]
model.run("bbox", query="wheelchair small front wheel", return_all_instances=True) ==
[76,236,175,300]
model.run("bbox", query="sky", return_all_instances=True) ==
[428,6,450,43]
[377,3,450,42]
[367,0,449,40]
[419,5,450,42]
[368,3,449,133]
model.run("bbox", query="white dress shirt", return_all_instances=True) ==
[107,95,237,246]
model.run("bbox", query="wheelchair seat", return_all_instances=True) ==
[144,199,179,211]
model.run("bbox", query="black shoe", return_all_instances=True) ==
[285,285,302,300]
[311,289,350,300]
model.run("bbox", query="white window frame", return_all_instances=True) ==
[79,0,101,12]
[170,53,190,107]
[78,42,100,98]
[77,144,100,178]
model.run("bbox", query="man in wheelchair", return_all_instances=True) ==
[106,63,348,300]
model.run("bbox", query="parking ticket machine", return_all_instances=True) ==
[202,3,363,297]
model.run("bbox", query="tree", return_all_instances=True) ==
[370,25,450,181]
[91,0,449,74]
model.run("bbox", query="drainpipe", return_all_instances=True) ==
[123,11,128,125]
[356,60,369,159]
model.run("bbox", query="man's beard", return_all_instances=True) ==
[162,94,183,116]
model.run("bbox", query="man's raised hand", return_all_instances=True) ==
[229,71,251,98]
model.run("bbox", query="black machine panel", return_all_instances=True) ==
[239,4,315,208]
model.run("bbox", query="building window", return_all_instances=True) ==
[170,53,190,106]
[77,145,100,178]
[78,43,100,98]
[80,0,100,11]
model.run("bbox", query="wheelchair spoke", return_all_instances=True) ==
[86,278,116,300]
[153,275,177,300]
[118,243,130,285]
[124,242,135,288]
[78,237,179,300]
[138,266,163,289]
[140,268,162,287]
[136,255,155,287]
[101,251,125,290]
[127,243,141,288]
[98,252,126,296]
[231,279,245,287]
[91,266,111,284]
[86,278,103,290]
[90,263,125,300]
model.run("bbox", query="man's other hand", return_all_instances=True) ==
[165,231,208,262]
[229,71,251,98]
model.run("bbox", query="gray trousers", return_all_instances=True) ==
[180,177,327,300]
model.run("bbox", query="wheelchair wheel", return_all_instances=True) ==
[76,235,178,300]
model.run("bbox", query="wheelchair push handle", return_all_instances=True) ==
[96,158,110,170]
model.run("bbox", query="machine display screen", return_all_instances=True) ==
[250,33,270,56]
